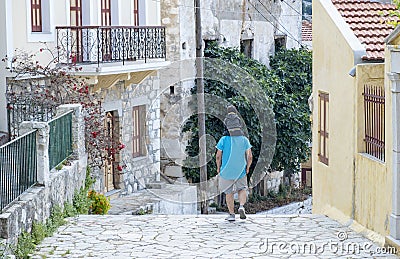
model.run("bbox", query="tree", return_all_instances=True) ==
[183,43,312,183]
[379,0,400,27]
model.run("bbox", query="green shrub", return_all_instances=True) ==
[88,190,111,215]
[31,222,47,245]
[14,232,35,258]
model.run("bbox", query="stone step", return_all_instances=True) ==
[108,184,197,215]
[105,189,122,200]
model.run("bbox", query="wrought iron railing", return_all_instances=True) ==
[48,111,73,170]
[0,130,37,211]
[56,26,166,66]
[363,84,385,161]
[7,100,56,139]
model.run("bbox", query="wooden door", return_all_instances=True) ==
[104,111,115,192]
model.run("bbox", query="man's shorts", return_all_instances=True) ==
[219,176,248,194]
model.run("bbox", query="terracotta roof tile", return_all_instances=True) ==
[302,20,312,42]
[332,0,398,61]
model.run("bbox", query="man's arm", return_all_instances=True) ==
[216,150,222,174]
[246,149,253,174]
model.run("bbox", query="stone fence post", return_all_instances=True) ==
[20,122,50,185]
[56,104,86,160]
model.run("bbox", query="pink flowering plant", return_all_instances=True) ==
[3,44,125,169]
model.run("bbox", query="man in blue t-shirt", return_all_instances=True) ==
[216,133,252,221]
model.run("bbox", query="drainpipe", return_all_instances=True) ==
[388,72,400,241]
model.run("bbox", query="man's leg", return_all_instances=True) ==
[238,189,247,206]
[226,193,235,214]
[219,177,235,221]
[237,177,248,219]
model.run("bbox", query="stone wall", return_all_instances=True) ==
[257,171,301,195]
[0,158,87,244]
[98,74,161,194]
[0,104,87,245]
[162,0,301,65]
[258,196,312,215]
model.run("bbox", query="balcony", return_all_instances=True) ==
[55,26,167,70]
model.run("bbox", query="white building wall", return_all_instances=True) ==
[0,0,161,136]
[0,0,13,135]
[278,0,302,49]
[146,0,161,26]
[179,0,196,61]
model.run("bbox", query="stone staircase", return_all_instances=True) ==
[108,183,197,215]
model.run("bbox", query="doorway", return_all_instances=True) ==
[104,110,120,193]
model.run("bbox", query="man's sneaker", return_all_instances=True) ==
[225,214,235,221]
[238,206,246,219]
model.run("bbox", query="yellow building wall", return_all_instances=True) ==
[313,1,392,238]
[354,64,391,237]
[354,154,391,235]
[312,0,357,218]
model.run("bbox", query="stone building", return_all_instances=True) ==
[0,0,169,196]
[159,0,302,179]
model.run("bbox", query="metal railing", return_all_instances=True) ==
[363,84,385,161]
[48,111,73,170]
[0,130,37,211]
[7,100,56,139]
[56,26,166,66]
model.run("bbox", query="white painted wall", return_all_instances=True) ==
[179,0,196,60]
[196,0,302,65]
[0,0,14,134]
[278,0,302,49]
[145,0,160,26]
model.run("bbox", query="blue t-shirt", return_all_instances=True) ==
[216,136,252,180]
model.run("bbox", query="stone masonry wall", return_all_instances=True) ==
[99,74,161,195]
[0,104,87,245]
[0,158,87,244]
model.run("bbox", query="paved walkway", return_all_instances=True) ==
[32,214,398,258]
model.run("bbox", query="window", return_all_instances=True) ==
[132,105,146,158]
[27,0,53,42]
[363,84,385,161]
[318,92,329,165]
[204,40,218,56]
[31,0,42,32]
[70,0,82,26]
[101,0,111,26]
[133,0,139,26]
[275,35,287,52]
[240,39,253,58]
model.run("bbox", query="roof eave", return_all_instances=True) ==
[321,0,367,66]
[385,24,400,44]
